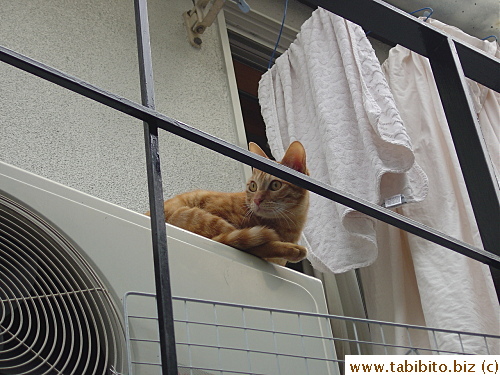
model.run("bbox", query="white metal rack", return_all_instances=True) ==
[124,292,498,375]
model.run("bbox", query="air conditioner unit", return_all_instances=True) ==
[0,161,338,375]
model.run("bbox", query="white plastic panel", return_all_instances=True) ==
[0,161,337,374]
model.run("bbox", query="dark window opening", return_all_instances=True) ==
[232,59,274,159]
[232,58,305,273]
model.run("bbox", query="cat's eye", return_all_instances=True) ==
[269,180,282,191]
[248,181,257,192]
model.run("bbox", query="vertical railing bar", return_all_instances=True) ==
[241,308,252,374]
[134,0,177,374]
[184,301,194,375]
[484,336,490,355]
[123,293,134,375]
[428,37,500,296]
[427,37,500,272]
[213,304,223,375]
[379,324,388,355]
[406,327,416,354]
[270,312,282,375]
[432,330,440,354]
[457,333,465,354]
[352,321,362,355]
[297,314,310,374]
[326,318,338,372]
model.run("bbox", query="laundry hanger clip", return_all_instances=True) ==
[481,35,498,42]
[410,7,433,22]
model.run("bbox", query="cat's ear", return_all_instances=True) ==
[281,141,307,174]
[249,142,269,159]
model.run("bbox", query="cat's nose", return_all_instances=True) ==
[254,197,264,206]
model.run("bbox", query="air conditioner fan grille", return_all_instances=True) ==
[0,195,124,374]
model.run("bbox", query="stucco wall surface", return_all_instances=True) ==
[0,0,246,213]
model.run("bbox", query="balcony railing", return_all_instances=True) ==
[1,0,498,374]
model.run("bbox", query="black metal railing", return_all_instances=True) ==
[133,0,177,372]
[1,0,499,374]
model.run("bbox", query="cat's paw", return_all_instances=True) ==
[282,243,307,263]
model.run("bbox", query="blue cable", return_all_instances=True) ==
[268,0,289,70]
[481,35,498,42]
[409,7,433,22]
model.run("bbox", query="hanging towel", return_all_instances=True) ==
[259,8,428,273]
[359,18,499,354]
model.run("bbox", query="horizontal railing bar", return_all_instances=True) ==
[127,315,158,321]
[131,361,161,366]
[171,296,500,340]
[128,319,475,356]
[175,341,337,362]
[179,366,269,375]
[124,291,500,340]
[175,340,465,357]
[173,320,466,355]
[130,338,161,344]
[0,45,498,268]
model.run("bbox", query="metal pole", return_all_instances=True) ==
[426,37,500,298]
[134,0,178,374]
[426,37,500,255]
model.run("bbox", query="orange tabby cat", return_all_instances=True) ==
[156,141,309,266]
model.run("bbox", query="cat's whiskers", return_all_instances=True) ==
[283,201,308,209]
[275,211,294,231]
[278,209,297,230]
[242,203,255,223]
[266,201,295,212]
[262,202,296,230]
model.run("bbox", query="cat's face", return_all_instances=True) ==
[246,172,306,219]
[246,142,308,219]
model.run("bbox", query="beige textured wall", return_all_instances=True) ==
[0,0,247,212]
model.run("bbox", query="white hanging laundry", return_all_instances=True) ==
[360,18,499,354]
[259,8,428,273]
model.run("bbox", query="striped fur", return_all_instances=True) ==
[151,142,309,265]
